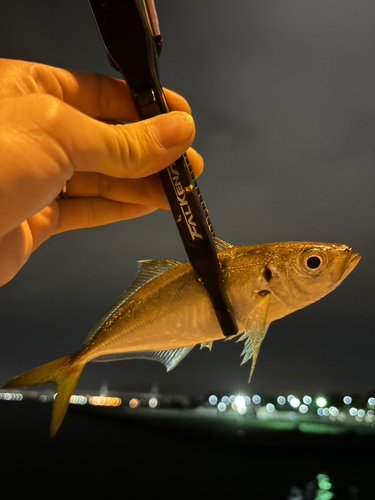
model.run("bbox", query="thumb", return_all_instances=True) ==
[63,109,196,179]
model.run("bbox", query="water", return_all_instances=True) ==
[0,400,373,497]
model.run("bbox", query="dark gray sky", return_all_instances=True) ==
[0,1,374,398]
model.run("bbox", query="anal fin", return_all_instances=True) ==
[92,345,195,372]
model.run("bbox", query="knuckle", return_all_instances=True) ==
[85,198,97,227]
[19,93,66,132]
[111,125,132,167]
[113,124,150,177]
[37,94,65,123]
[97,173,111,198]
[111,119,173,178]
[22,94,73,178]
[95,73,111,119]
[129,121,156,154]
[29,62,63,97]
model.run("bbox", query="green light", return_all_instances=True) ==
[298,423,345,435]
[315,492,334,500]
[318,479,332,491]
[315,473,334,500]
[316,397,327,408]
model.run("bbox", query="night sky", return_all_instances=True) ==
[0,1,374,399]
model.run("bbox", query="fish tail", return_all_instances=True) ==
[3,353,84,438]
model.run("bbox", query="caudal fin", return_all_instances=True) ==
[3,353,84,438]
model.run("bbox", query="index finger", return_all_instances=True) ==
[2,59,191,122]
[51,66,191,121]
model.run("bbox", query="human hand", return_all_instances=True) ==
[0,59,203,286]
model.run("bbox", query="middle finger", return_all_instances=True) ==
[66,172,169,210]
[65,147,204,208]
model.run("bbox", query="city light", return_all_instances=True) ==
[208,395,218,405]
[329,406,339,417]
[224,395,250,414]
[234,396,246,409]
[148,397,158,408]
[2,388,375,434]
[0,392,23,401]
[217,402,226,412]
[89,396,121,407]
[129,398,140,409]
[316,397,327,408]
[70,395,87,405]
[290,397,300,408]
[303,395,312,405]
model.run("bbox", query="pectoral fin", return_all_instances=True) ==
[239,290,270,383]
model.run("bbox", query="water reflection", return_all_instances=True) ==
[287,473,360,500]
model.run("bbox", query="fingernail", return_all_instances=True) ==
[151,112,194,148]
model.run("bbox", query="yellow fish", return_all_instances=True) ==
[4,239,360,437]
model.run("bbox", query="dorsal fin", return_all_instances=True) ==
[136,258,181,282]
[91,346,195,372]
[213,237,233,251]
[83,258,180,345]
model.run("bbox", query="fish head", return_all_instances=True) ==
[266,242,361,313]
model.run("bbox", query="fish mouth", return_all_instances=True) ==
[341,249,361,282]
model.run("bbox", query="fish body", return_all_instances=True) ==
[4,239,360,436]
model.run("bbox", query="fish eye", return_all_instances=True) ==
[299,250,326,275]
[306,256,322,269]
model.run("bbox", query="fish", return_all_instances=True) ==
[3,238,360,437]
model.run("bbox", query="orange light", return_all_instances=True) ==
[129,398,140,409]
[89,396,122,407]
